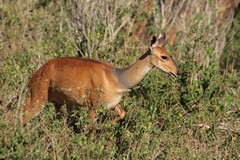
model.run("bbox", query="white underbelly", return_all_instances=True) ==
[106,94,123,109]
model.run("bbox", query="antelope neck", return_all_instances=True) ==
[114,50,153,89]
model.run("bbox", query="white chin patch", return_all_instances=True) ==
[158,66,168,73]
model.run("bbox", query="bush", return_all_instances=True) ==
[0,0,239,159]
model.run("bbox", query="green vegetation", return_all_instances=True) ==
[0,0,239,159]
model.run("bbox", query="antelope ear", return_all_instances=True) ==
[150,35,158,49]
[157,33,166,47]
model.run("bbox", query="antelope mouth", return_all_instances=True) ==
[170,72,180,78]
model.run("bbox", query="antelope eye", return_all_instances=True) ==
[161,56,168,60]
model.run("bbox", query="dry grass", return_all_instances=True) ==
[0,0,240,159]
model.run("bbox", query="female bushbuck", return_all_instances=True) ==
[23,34,180,125]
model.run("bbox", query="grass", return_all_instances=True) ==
[0,0,240,159]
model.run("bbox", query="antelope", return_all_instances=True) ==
[22,34,180,125]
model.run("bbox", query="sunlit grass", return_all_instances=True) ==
[0,0,240,159]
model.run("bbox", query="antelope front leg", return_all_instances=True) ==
[112,104,126,123]
[88,109,97,122]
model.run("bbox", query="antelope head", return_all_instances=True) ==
[149,34,180,77]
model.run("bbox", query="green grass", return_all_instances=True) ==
[0,1,240,159]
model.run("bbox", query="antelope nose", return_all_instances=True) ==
[176,72,181,77]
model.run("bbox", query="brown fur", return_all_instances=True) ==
[23,58,123,124]
[23,35,179,125]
